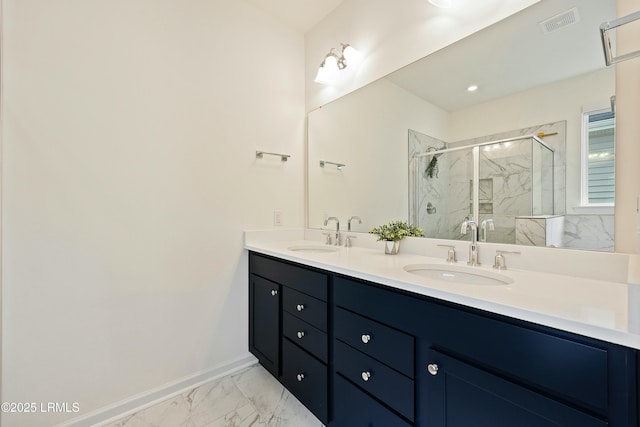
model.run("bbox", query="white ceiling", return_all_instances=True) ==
[387,0,616,111]
[243,0,346,33]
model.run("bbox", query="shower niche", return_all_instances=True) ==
[409,128,559,245]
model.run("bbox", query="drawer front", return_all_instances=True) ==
[333,374,413,427]
[335,340,414,421]
[283,311,328,362]
[335,307,414,378]
[249,252,327,301]
[282,338,328,424]
[283,287,327,332]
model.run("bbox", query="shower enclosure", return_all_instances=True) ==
[409,135,554,244]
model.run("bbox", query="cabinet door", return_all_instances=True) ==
[423,350,608,427]
[249,274,280,377]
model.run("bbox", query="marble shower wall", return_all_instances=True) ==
[410,122,564,244]
[563,215,614,251]
[410,122,613,251]
[409,131,473,240]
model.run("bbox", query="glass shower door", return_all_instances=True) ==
[412,146,474,240]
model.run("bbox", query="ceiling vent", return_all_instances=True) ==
[539,7,581,34]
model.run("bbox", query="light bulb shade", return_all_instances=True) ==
[342,45,363,69]
[314,55,340,84]
[314,66,332,84]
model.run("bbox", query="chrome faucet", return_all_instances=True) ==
[461,219,480,266]
[347,215,362,231]
[480,219,495,242]
[324,216,341,246]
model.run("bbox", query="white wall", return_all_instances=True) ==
[305,0,540,112]
[1,1,304,426]
[308,78,448,232]
[615,0,640,253]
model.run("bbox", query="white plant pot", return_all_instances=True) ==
[384,240,400,255]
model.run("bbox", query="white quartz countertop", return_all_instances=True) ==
[245,231,640,350]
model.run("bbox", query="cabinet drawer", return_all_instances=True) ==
[249,253,327,301]
[335,307,414,378]
[333,374,412,427]
[335,340,414,421]
[283,287,327,332]
[282,338,328,424]
[283,311,327,362]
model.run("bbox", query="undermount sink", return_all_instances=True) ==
[403,264,513,286]
[287,245,340,253]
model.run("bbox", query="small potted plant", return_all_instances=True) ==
[369,220,423,254]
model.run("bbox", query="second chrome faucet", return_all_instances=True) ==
[324,216,341,246]
[461,218,480,266]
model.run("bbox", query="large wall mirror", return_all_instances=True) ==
[308,0,617,252]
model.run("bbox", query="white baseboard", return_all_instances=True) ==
[55,353,258,427]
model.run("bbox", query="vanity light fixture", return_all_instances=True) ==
[320,160,346,170]
[467,85,478,92]
[314,43,363,84]
[428,0,453,8]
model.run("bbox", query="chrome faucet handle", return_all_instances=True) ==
[344,235,357,247]
[322,232,333,245]
[437,244,457,263]
[460,219,476,235]
[493,250,521,270]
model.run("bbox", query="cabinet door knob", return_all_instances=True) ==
[361,371,372,382]
[296,373,305,382]
[427,363,439,376]
[361,334,371,344]
[270,289,278,296]
[297,331,305,339]
[296,304,305,312]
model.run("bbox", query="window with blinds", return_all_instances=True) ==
[582,110,615,205]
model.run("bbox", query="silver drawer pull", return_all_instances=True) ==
[296,373,305,382]
[297,331,305,339]
[361,334,371,344]
[271,289,278,296]
[427,363,439,376]
[296,304,305,312]
[361,371,372,382]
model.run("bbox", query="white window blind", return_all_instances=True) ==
[584,110,615,205]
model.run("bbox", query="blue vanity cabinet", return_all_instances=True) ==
[248,252,329,424]
[333,275,638,427]
[249,253,638,426]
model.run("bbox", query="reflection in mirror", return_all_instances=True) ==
[308,0,616,251]
[409,133,556,246]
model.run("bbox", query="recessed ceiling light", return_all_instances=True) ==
[429,0,453,8]
[467,85,479,92]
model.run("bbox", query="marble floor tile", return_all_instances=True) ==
[101,364,323,427]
